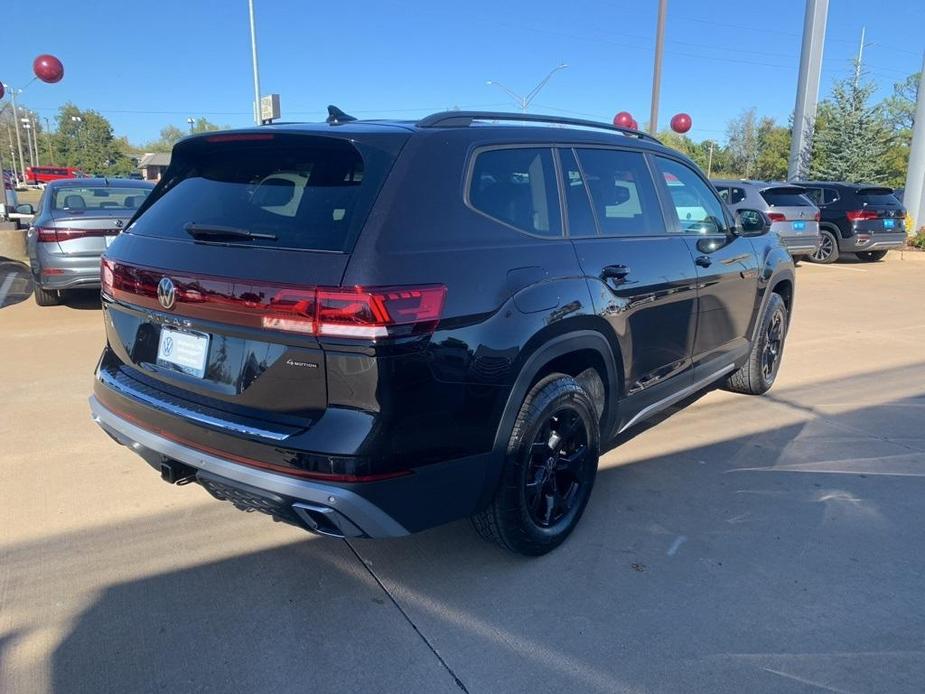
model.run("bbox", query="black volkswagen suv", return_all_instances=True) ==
[91,110,795,555]
[800,182,906,263]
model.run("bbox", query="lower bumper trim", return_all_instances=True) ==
[89,394,409,538]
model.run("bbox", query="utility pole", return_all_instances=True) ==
[648,0,668,136]
[902,53,925,234]
[854,26,873,87]
[787,0,829,181]
[248,0,262,125]
[31,116,40,167]
[706,141,715,178]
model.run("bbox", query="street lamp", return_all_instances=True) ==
[486,63,568,113]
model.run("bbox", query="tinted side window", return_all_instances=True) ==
[575,148,663,237]
[469,148,561,237]
[558,148,597,237]
[824,188,840,205]
[653,157,727,234]
[715,186,730,202]
[804,187,824,205]
[730,187,747,204]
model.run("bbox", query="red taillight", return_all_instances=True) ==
[35,226,59,242]
[846,209,878,221]
[101,257,114,297]
[316,286,446,338]
[36,226,117,242]
[767,212,786,222]
[104,261,446,339]
[814,211,821,221]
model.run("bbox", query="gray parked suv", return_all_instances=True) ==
[712,180,820,259]
[26,178,153,305]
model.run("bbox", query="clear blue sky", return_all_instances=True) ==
[2,0,922,146]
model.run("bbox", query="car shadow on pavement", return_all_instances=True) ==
[58,288,102,310]
[3,365,922,693]
[0,259,33,309]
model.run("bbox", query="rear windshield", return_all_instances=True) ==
[52,186,150,212]
[858,188,900,206]
[128,135,393,252]
[760,187,813,207]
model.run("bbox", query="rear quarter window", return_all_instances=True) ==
[468,147,562,237]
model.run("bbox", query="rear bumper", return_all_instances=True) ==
[89,393,500,538]
[33,250,101,290]
[779,234,821,256]
[841,232,906,253]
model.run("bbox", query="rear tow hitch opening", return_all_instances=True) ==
[160,459,198,485]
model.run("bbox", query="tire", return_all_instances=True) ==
[810,229,839,264]
[472,373,600,556]
[856,250,888,262]
[725,292,788,395]
[33,285,61,306]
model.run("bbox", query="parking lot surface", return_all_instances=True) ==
[2,253,924,693]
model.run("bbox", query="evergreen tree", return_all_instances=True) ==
[810,63,891,183]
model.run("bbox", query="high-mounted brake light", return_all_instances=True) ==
[846,209,878,222]
[205,133,275,143]
[102,261,446,339]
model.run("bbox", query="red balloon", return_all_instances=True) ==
[33,54,64,84]
[670,112,692,134]
[628,119,639,130]
[613,111,633,128]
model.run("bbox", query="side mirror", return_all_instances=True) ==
[735,208,770,236]
[14,203,34,215]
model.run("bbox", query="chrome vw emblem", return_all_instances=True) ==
[157,277,176,310]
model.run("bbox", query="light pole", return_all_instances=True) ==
[187,117,195,134]
[43,116,54,164]
[486,63,568,113]
[648,0,668,135]
[3,85,27,181]
[248,0,262,125]
[788,0,829,180]
[21,120,34,168]
[70,115,83,168]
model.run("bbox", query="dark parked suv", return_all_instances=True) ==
[90,110,795,555]
[799,182,906,263]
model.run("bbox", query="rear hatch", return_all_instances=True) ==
[759,186,819,238]
[848,187,906,233]
[99,129,411,427]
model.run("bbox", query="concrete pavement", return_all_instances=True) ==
[1,253,924,693]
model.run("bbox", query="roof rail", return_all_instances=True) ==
[416,111,662,144]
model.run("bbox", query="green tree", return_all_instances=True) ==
[753,117,791,181]
[144,118,225,152]
[810,63,891,183]
[725,108,760,178]
[879,71,920,188]
[52,103,131,175]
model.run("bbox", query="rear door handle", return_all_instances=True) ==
[695,255,712,268]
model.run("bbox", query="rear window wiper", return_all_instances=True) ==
[184,223,277,241]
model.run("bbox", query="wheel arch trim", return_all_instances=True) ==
[491,330,620,454]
